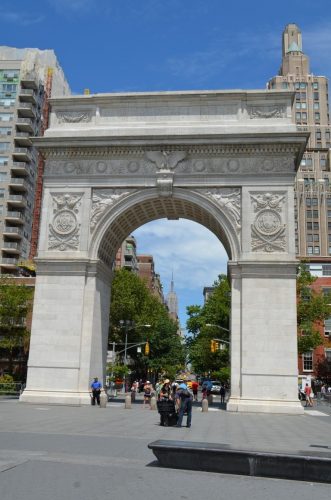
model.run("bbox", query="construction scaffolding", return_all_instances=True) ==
[28,67,53,261]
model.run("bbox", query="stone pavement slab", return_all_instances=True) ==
[0,400,330,500]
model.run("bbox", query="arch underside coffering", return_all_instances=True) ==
[93,189,238,268]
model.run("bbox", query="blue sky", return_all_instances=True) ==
[1,0,331,328]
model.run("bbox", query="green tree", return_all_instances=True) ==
[186,274,230,376]
[109,269,186,380]
[0,277,33,378]
[296,262,331,355]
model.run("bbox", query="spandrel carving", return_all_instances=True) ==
[48,193,83,251]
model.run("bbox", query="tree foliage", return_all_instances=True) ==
[186,274,230,377]
[0,277,33,375]
[296,263,331,355]
[109,269,185,380]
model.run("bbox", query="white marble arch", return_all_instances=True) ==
[20,89,308,413]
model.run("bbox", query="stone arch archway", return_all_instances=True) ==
[20,89,308,413]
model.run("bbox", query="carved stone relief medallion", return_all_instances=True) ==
[90,189,135,231]
[250,192,286,252]
[48,193,83,251]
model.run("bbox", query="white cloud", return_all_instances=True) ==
[133,219,228,326]
[47,0,96,13]
[134,220,227,292]
[0,12,44,26]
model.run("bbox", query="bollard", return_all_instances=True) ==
[207,394,213,406]
[202,398,208,412]
[125,394,132,409]
[150,396,157,410]
[100,392,107,408]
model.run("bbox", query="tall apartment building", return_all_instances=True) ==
[137,254,164,304]
[268,24,331,260]
[0,47,70,275]
[115,235,139,273]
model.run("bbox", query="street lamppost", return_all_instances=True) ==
[119,320,151,393]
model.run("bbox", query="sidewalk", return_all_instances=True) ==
[0,397,330,500]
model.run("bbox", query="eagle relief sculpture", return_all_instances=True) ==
[145,151,186,171]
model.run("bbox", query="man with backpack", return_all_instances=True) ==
[176,383,193,428]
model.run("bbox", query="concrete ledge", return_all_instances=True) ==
[148,440,331,483]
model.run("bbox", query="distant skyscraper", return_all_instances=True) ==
[166,273,179,323]
[268,24,331,259]
[0,47,70,274]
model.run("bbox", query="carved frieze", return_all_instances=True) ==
[250,192,286,252]
[247,106,286,119]
[48,193,83,251]
[90,189,135,231]
[44,152,295,177]
[56,111,93,123]
[196,188,241,235]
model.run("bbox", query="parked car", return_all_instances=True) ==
[211,381,221,394]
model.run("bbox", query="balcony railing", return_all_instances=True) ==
[1,242,20,252]
[5,211,24,222]
[7,195,26,206]
[0,257,19,266]
[8,178,29,191]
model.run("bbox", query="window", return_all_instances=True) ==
[326,131,330,144]
[0,127,11,136]
[324,318,331,337]
[307,246,313,254]
[0,156,8,166]
[306,210,319,218]
[282,82,288,89]
[302,112,307,121]
[322,264,331,275]
[0,188,4,198]
[301,102,307,109]
[0,98,15,107]
[296,112,301,121]
[307,222,319,230]
[315,112,320,121]
[327,198,331,206]
[303,352,313,371]
[0,142,9,151]
[325,349,331,362]
[316,131,322,141]
[313,82,319,90]
[0,205,3,214]
[300,82,307,89]
[321,158,326,169]
[0,113,13,122]
[313,102,320,110]
[295,102,301,109]
[0,171,7,181]
[314,92,319,100]
[314,246,320,254]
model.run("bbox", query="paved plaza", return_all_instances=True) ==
[0,396,330,499]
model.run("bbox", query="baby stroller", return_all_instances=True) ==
[157,399,178,426]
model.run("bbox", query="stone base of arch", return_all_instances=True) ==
[20,390,91,406]
[227,398,303,414]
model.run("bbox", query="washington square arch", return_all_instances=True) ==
[19,89,308,414]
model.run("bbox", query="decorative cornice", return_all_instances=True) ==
[41,144,299,160]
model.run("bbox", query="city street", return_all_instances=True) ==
[0,396,330,500]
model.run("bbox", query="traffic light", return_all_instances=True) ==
[144,341,150,355]
[210,340,216,353]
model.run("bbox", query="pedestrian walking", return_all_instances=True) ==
[143,380,153,408]
[90,377,102,406]
[191,380,199,401]
[304,383,313,407]
[176,383,193,428]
